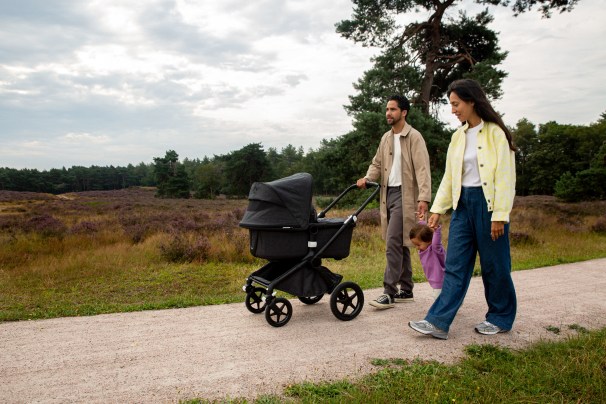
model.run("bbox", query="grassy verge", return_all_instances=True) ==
[186,326,606,403]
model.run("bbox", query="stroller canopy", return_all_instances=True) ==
[239,172,313,230]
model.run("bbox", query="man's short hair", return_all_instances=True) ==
[388,95,410,113]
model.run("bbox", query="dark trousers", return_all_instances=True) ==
[384,187,413,296]
[425,187,517,332]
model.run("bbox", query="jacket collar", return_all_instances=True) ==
[390,121,412,137]
[461,120,485,133]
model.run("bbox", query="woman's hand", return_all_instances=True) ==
[427,213,441,229]
[491,221,505,241]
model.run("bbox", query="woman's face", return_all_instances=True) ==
[449,91,475,123]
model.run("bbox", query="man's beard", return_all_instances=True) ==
[387,116,401,126]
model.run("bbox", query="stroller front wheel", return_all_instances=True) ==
[330,281,364,321]
[265,297,293,327]
[245,287,267,314]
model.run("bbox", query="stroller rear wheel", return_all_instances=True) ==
[245,287,267,314]
[330,281,364,321]
[265,297,292,327]
[298,295,323,305]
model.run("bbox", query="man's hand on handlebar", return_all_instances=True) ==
[356,178,368,189]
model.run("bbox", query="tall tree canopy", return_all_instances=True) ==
[337,0,579,114]
[153,150,190,198]
[222,143,272,196]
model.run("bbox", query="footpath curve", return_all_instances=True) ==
[1,258,606,403]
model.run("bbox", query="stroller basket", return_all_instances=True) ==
[250,261,343,297]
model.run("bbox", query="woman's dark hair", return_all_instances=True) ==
[447,79,516,152]
[388,94,410,114]
[409,223,433,243]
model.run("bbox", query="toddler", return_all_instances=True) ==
[409,221,446,299]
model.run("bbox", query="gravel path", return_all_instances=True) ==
[1,258,605,403]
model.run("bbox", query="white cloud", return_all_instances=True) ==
[0,0,604,170]
[62,132,111,144]
[438,0,606,128]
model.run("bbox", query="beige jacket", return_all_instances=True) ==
[364,122,432,247]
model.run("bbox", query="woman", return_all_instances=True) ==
[409,79,517,340]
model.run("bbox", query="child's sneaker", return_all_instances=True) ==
[369,294,395,309]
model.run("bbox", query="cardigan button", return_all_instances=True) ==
[483,182,487,186]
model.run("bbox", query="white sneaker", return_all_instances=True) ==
[408,320,448,340]
[475,321,507,335]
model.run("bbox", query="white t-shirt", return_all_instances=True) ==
[461,121,484,187]
[388,132,402,187]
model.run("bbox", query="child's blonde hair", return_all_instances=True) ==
[409,223,433,243]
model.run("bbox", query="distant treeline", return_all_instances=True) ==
[0,163,156,194]
[2,113,606,202]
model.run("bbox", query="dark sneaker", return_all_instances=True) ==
[369,293,395,309]
[475,321,507,335]
[394,289,414,302]
[408,320,448,340]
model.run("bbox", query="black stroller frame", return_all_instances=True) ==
[239,172,379,327]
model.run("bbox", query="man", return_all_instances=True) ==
[357,95,431,309]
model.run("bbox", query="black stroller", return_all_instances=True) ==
[239,172,379,327]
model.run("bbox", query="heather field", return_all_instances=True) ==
[1,187,606,322]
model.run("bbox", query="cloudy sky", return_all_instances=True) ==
[1,0,605,170]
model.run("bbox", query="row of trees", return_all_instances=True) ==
[149,113,605,201]
[1,112,604,202]
[516,116,606,201]
[0,164,155,194]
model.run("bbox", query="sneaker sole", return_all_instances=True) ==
[475,328,508,335]
[394,298,414,303]
[368,301,395,309]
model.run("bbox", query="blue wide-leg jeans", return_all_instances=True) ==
[425,187,517,332]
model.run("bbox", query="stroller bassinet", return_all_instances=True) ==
[239,172,354,260]
[239,172,379,327]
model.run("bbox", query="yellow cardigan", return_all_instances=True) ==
[430,121,516,222]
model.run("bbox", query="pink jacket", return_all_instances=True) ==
[418,225,446,289]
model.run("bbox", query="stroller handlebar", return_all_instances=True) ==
[317,181,380,219]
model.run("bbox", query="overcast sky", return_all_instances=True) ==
[1,0,605,170]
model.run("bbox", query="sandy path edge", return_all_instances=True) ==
[1,258,605,403]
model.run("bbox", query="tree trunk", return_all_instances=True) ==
[416,1,452,114]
